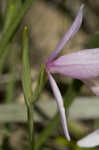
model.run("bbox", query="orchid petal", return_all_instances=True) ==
[77,130,99,148]
[47,72,70,141]
[48,48,99,79]
[47,4,84,62]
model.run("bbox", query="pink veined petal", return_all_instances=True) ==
[77,130,99,148]
[47,72,70,141]
[48,48,99,80]
[83,78,99,96]
[47,4,84,62]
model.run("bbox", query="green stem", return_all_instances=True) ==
[27,104,35,150]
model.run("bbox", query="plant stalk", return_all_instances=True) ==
[27,104,35,150]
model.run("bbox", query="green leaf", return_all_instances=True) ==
[32,64,47,103]
[3,0,21,34]
[22,26,32,107]
[5,46,17,103]
[0,0,3,29]
[0,44,12,73]
[0,0,38,57]
[22,27,35,149]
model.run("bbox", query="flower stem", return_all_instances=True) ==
[27,104,35,150]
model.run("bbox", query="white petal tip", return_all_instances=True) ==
[77,130,99,148]
[77,141,97,148]
[68,137,71,142]
[66,134,71,141]
[64,128,71,142]
[77,141,94,148]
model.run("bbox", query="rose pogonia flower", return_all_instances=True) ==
[45,4,99,144]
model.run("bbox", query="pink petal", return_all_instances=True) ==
[48,48,99,79]
[47,72,70,141]
[47,4,84,62]
[77,130,99,148]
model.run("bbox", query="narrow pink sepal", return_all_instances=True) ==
[77,130,99,148]
[48,48,99,80]
[47,71,70,141]
[47,4,84,62]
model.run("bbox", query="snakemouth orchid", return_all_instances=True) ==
[45,4,99,145]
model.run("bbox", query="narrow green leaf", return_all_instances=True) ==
[0,0,3,29]
[22,27,35,149]
[5,47,17,103]
[0,0,38,57]
[32,64,47,103]
[3,0,21,34]
[0,44,12,73]
[0,45,11,73]
[5,71,15,104]
[22,26,32,107]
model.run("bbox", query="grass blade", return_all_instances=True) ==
[0,0,38,57]
[3,0,21,34]
[32,64,47,103]
[22,26,32,106]
[22,27,34,150]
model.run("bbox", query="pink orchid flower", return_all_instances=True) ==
[45,4,99,144]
